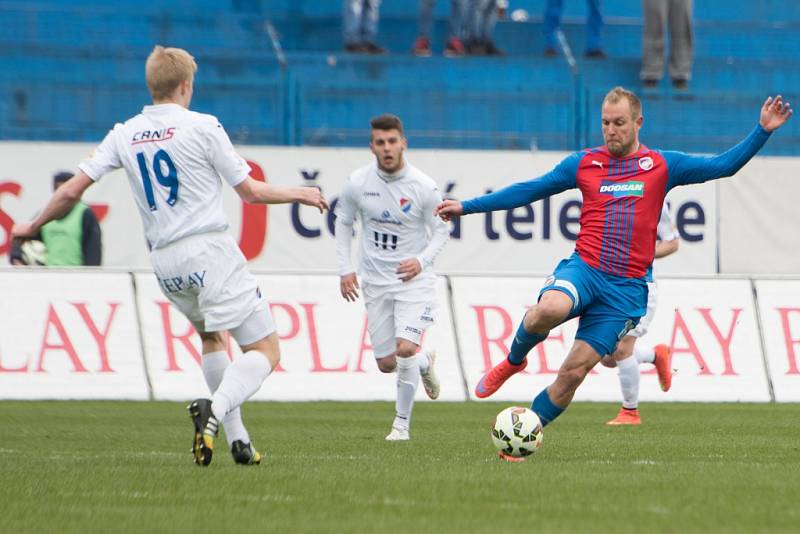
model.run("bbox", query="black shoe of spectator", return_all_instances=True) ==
[672,78,688,91]
[642,78,659,88]
[484,40,505,56]
[544,47,558,57]
[466,39,487,55]
[345,43,368,53]
[364,42,387,55]
[584,48,607,59]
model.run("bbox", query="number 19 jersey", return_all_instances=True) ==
[78,103,251,250]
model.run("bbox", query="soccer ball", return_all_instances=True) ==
[491,406,543,458]
[20,240,47,266]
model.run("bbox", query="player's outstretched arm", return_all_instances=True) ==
[234,177,329,213]
[760,95,793,132]
[436,155,579,221]
[12,172,94,239]
[665,95,793,189]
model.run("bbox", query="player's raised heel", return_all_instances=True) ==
[606,407,641,425]
[231,440,262,465]
[475,358,528,398]
[188,398,219,466]
[653,344,674,392]
[421,350,440,400]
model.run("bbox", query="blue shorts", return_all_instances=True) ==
[539,253,648,358]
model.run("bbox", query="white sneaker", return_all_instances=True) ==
[420,350,440,400]
[385,426,410,441]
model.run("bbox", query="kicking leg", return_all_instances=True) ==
[475,289,572,398]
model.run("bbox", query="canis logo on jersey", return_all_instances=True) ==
[132,127,175,145]
[399,198,412,213]
[638,156,654,171]
[599,180,644,198]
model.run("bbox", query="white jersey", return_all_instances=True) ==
[79,103,250,250]
[656,205,678,242]
[335,161,450,289]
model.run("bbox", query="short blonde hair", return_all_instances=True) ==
[602,86,642,119]
[145,45,197,101]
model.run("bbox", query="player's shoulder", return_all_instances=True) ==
[405,163,438,188]
[578,146,608,161]
[181,109,223,129]
[346,162,374,186]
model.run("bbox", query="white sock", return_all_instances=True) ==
[634,345,656,364]
[201,351,250,446]
[394,356,420,430]
[417,351,430,374]
[617,356,640,410]
[211,351,272,422]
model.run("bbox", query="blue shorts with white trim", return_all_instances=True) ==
[539,253,648,358]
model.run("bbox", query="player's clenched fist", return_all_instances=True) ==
[434,199,463,222]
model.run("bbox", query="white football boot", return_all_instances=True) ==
[420,350,440,400]
[385,425,410,441]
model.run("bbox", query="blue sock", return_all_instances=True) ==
[531,388,565,427]
[507,321,547,365]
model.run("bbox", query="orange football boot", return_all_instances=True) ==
[475,358,527,398]
[606,407,641,425]
[653,344,674,392]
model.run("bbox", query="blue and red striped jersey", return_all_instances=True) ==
[461,125,771,278]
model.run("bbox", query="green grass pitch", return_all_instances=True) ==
[1,401,799,533]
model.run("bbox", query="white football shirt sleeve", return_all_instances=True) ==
[416,185,450,268]
[334,179,359,275]
[203,121,251,187]
[656,205,679,242]
[78,125,123,181]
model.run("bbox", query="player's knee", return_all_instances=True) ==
[600,356,617,369]
[525,305,564,331]
[395,340,417,358]
[377,359,396,373]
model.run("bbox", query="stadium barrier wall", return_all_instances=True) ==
[1,270,798,402]
[4,143,798,272]
[0,141,734,274]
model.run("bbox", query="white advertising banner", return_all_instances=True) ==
[135,273,464,401]
[754,280,800,402]
[450,276,770,402]
[719,157,800,274]
[1,142,718,275]
[0,271,149,399]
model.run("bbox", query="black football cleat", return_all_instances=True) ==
[188,399,219,466]
[231,440,262,465]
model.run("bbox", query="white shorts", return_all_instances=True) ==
[363,282,436,359]
[629,281,658,338]
[149,232,275,345]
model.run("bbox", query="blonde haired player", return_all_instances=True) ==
[12,45,328,466]
[335,114,450,441]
